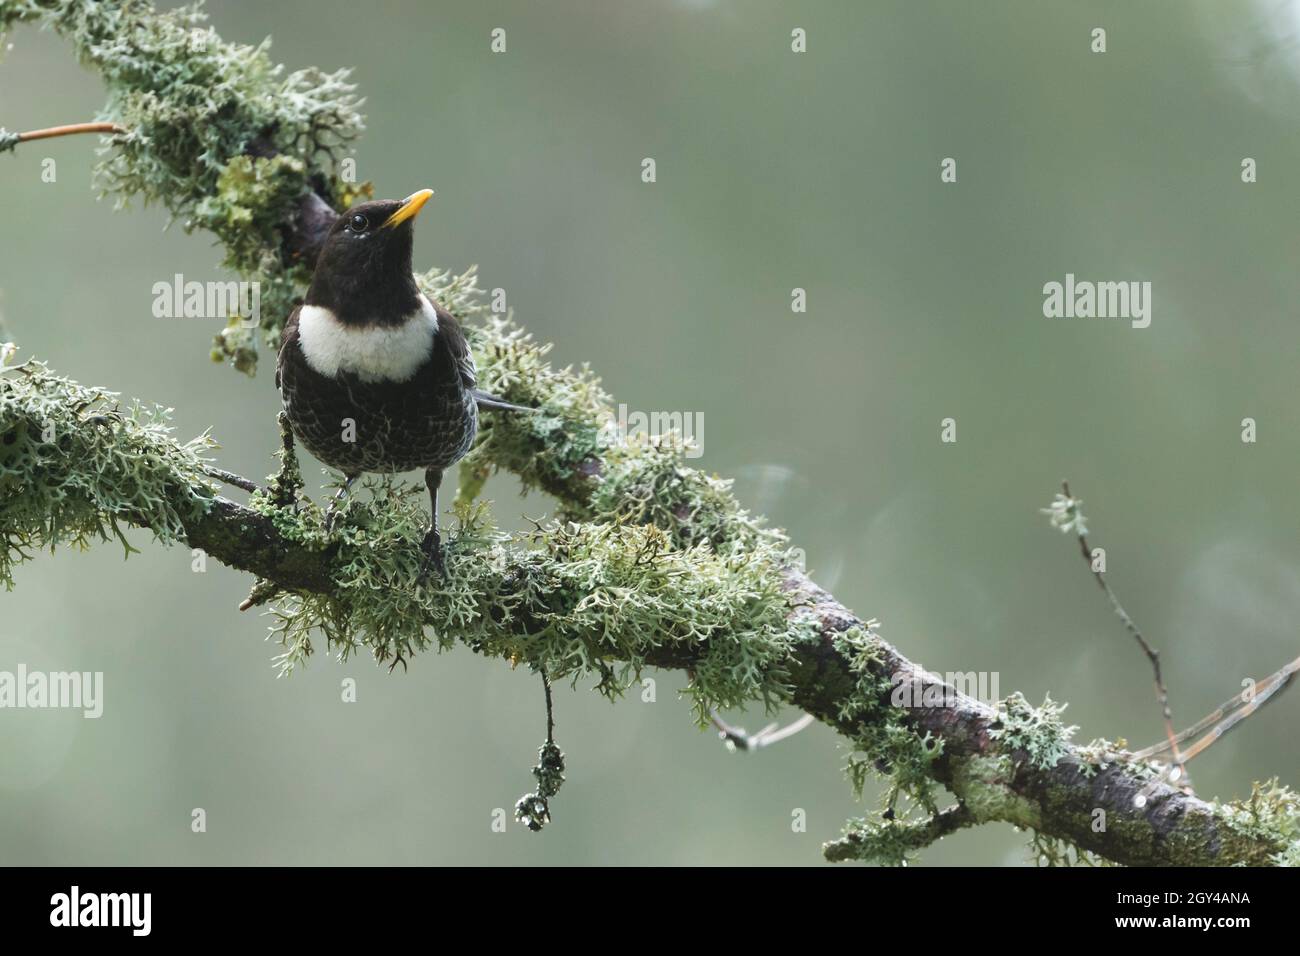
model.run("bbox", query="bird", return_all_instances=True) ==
[276,188,525,578]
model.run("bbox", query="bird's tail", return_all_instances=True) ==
[471,388,536,413]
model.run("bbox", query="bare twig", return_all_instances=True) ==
[8,122,125,144]
[1057,480,1186,773]
[710,711,815,752]
[1049,481,1299,782]
[1133,653,1300,763]
[203,466,260,494]
[691,662,816,752]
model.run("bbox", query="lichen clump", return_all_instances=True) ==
[990,692,1078,770]
[0,0,366,371]
[459,317,614,506]
[1215,780,1300,867]
[264,483,797,722]
[0,360,215,587]
[516,741,565,832]
[820,624,953,865]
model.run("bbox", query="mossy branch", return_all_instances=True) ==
[3,0,1296,866]
[3,347,1296,867]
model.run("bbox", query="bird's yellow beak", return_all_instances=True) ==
[382,188,434,229]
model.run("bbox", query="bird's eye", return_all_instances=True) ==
[348,213,369,232]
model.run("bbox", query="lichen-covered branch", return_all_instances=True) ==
[3,0,1296,867]
[3,346,1297,867]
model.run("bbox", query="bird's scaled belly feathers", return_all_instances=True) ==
[281,350,478,475]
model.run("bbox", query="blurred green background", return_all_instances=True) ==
[2,0,1298,865]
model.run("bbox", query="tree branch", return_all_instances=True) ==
[3,350,1296,866]
[3,0,1296,867]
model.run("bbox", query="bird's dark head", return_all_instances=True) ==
[305,188,434,326]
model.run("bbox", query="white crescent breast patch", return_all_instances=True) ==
[296,300,439,383]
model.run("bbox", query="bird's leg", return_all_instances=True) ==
[419,467,445,582]
[322,474,358,531]
[267,411,304,509]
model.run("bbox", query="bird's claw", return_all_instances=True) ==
[417,527,445,584]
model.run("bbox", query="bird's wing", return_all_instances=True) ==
[425,295,477,391]
[422,295,534,412]
[275,304,302,391]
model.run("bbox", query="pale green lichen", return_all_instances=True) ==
[433,272,782,555]
[462,307,790,560]
[949,753,1043,829]
[1074,736,1161,783]
[990,692,1078,770]
[0,0,366,372]
[0,1,363,206]
[0,360,215,588]
[824,806,963,867]
[263,480,796,721]
[1041,490,1088,536]
[460,315,615,503]
[194,152,316,365]
[821,623,959,863]
[1030,832,1109,867]
[2,348,799,722]
[1214,779,1300,867]
[831,624,944,812]
[592,436,786,556]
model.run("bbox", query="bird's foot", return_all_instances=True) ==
[322,476,357,533]
[417,527,445,584]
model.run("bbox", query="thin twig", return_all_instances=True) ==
[1060,480,1186,774]
[710,711,815,752]
[1133,653,1300,762]
[15,122,126,143]
[203,466,260,493]
[687,665,816,752]
[238,577,281,613]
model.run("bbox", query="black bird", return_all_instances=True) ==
[276,188,520,576]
